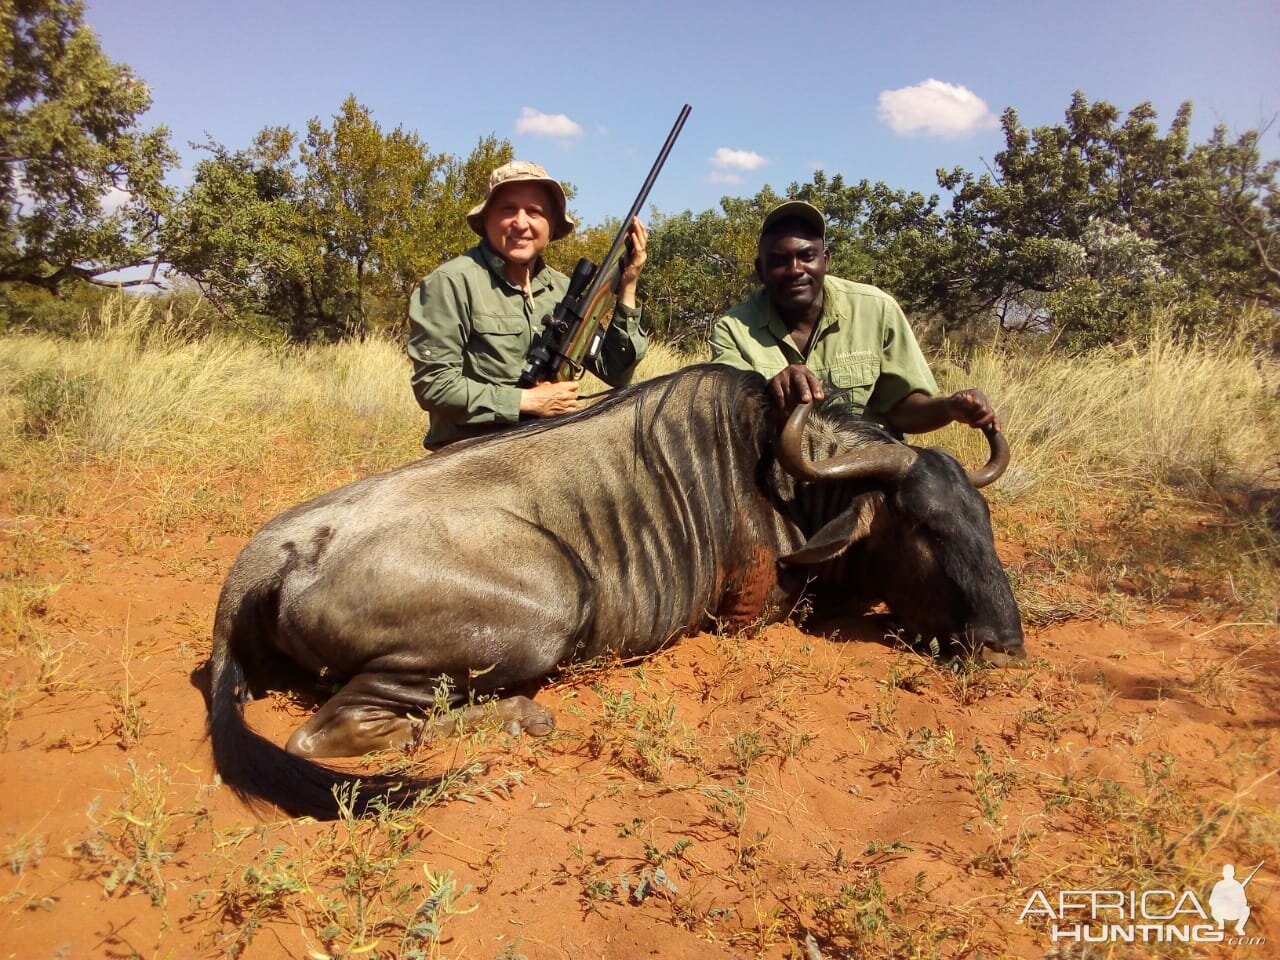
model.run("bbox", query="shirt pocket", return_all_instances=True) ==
[825,359,880,412]
[467,312,528,382]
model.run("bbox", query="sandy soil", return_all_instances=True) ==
[1,460,1276,959]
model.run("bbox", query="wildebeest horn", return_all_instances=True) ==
[777,403,917,483]
[967,423,1010,488]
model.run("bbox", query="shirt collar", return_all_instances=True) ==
[757,276,845,350]
[478,239,553,294]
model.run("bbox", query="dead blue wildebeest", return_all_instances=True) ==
[208,364,1023,818]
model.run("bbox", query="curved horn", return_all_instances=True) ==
[967,424,1010,488]
[776,403,918,484]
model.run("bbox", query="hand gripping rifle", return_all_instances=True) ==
[517,104,691,387]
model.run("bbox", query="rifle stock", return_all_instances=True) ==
[518,104,691,387]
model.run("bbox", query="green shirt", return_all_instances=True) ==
[709,276,938,419]
[408,241,648,446]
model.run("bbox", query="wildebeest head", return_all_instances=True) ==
[774,403,1026,663]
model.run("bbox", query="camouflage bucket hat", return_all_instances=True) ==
[466,160,576,240]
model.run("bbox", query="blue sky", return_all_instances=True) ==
[85,0,1279,227]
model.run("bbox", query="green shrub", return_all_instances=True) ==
[19,369,92,438]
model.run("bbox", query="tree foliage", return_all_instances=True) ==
[635,93,1278,352]
[0,0,175,291]
[640,192,780,349]
[784,93,1278,349]
[163,98,512,341]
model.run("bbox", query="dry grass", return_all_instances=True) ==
[4,294,1275,500]
[928,329,1279,502]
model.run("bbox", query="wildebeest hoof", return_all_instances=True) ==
[501,714,553,737]
[521,712,555,737]
[980,644,1029,668]
[494,697,555,738]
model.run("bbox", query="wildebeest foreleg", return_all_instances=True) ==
[429,696,555,739]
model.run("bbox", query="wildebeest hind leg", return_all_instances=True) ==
[286,682,557,759]
[286,679,422,759]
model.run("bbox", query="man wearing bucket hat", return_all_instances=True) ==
[710,200,997,435]
[408,160,649,450]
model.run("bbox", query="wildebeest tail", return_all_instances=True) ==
[207,580,436,821]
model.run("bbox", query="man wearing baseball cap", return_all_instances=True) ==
[408,160,649,450]
[710,200,997,436]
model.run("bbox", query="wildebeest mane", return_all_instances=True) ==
[445,365,774,469]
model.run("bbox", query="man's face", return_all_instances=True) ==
[756,225,829,316]
[484,182,554,267]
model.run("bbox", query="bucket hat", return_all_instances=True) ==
[466,160,576,240]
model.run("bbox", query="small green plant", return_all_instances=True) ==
[19,368,92,438]
[590,681,695,782]
[968,740,1014,830]
[199,784,477,959]
[4,831,46,875]
[863,838,914,859]
[73,760,189,912]
[728,729,769,774]
[700,782,752,837]
[193,839,305,956]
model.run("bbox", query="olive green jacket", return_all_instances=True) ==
[408,242,648,447]
[709,276,938,420]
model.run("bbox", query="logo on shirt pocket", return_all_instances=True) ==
[828,359,879,389]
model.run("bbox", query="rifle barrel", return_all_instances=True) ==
[622,103,692,234]
[579,104,692,307]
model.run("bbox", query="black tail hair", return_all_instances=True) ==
[207,584,438,820]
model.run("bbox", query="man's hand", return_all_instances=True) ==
[519,380,580,418]
[616,218,648,306]
[769,364,826,412]
[946,388,999,431]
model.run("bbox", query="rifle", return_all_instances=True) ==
[518,104,691,387]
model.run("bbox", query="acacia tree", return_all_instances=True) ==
[1180,123,1280,309]
[414,133,512,274]
[932,94,1278,347]
[164,99,510,341]
[783,94,1279,349]
[641,193,775,349]
[1,0,174,291]
[160,129,314,337]
[297,96,451,338]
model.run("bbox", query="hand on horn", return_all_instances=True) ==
[946,388,999,432]
[769,364,826,412]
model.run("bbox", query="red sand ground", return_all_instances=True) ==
[1,462,1276,959]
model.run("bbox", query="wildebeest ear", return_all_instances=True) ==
[778,499,875,566]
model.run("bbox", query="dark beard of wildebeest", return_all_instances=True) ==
[207,364,1024,819]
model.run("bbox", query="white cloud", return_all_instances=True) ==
[877,79,999,138]
[101,185,132,214]
[710,147,768,171]
[515,107,583,139]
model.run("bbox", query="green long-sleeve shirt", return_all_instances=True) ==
[407,241,648,447]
